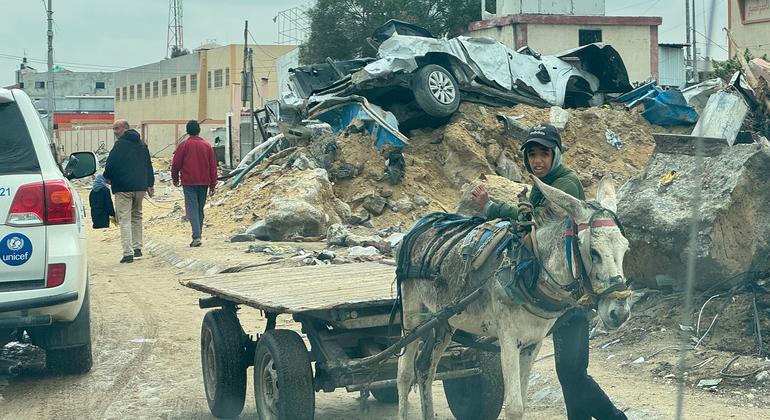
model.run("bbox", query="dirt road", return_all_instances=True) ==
[1,211,767,419]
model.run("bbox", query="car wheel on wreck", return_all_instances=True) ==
[411,64,461,118]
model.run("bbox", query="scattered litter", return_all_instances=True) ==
[601,338,621,349]
[632,356,645,364]
[549,106,569,130]
[605,129,623,150]
[697,378,722,388]
[755,371,770,382]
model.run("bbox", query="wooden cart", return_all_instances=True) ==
[183,262,503,420]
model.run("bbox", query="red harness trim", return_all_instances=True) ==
[565,219,617,236]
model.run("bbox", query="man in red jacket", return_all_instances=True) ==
[171,120,218,247]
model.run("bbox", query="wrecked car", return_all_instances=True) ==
[283,20,632,128]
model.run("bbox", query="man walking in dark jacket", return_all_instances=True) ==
[171,120,217,247]
[104,119,155,263]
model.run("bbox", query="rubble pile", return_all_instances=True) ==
[154,102,675,242]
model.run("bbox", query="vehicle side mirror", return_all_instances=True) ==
[65,151,97,179]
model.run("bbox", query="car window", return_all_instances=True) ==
[0,102,41,175]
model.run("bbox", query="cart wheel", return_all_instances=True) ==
[370,387,399,404]
[443,352,504,420]
[254,329,314,420]
[200,309,247,418]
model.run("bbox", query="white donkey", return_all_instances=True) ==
[395,175,632,420]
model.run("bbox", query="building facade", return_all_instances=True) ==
[113,43,296,158]
[467,3,662,84]
[728,0,770,58]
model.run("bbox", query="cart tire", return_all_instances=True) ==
[371,387,399,404]
[443,352,504,420]
[200,309,247,418]
[254,329,314,420]
[411,64,460,118]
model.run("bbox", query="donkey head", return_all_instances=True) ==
[532,175,631,329]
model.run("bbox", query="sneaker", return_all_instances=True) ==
[190,238,202,247]
[120,255,134,263]
[133,249,143,258]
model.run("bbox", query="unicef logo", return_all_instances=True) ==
[1,233,33,267]
[7,236,24,251]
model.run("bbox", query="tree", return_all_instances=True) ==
[712,49,768,81]
[300,0,481,64]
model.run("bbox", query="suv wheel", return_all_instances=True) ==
[411,64,461,118]
[42,288,93,374]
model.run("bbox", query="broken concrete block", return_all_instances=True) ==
[394,198,415,214]
[264,199,326,241]
[549,106,569,130]
[245,220,270,241]
[362,194,387,215]
[495,152,523,183]
[749,58,770,86]
[691,89,749,146]
[326,224,349,246]
[618,134,770,290]
[230,234,256,243]
[349,246,379,257]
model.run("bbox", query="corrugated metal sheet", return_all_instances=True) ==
[658,46,686,87]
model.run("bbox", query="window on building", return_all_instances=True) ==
[18,82,24,89]
[171,77,177,95]
[214,69,223,88]
[137,84,143,100]
[95,81,106,89]
[579,29,602,46]
[225,67,230,86]
[115,88,120,102]
[162,79,168,96]
[190,74,198,91]
[129,85,135,100]
[122,86,127,100]
[207,71,212,89]
[35,81,45,89]
[180,75,187,94]
[145,82,151,98]
[153,81,159,97]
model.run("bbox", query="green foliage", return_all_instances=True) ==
[712,49,768,81]
[300,0,481,64]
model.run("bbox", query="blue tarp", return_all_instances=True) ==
[615,82,698,126]
[315,102,406,150]
[640,90,699,126]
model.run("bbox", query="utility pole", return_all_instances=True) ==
[691,0,699,82]
[46,0,54,140]
[685,0,692,82]
[241,21,250,107]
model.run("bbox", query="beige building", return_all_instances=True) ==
[728,0,770,58]
[467,5,662,84]
[113,43,295,158]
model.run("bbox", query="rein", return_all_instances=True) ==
[564,204,630,306]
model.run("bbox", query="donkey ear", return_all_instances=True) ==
[530,174,591,222]
[595,174,617,213]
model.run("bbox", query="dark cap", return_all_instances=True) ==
[521,123,562,151]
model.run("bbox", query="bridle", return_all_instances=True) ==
[564,203,630,305]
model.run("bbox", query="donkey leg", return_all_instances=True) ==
[518,341,543,410]
[417,326,453,420]
[397,283,426,420]
[498,334,524,420]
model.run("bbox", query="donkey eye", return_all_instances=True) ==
[590,249,602,263]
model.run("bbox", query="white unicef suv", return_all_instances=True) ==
[0,88,96,374]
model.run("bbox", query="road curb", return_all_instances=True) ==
[145,240,224,276]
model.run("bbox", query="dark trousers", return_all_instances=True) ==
[183,185,208,239]
[553,309,627,420]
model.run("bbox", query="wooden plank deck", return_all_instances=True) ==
[181,262,398,314]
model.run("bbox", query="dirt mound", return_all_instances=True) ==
[152,102,685,235]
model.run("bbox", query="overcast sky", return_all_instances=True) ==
[0,0,727,87]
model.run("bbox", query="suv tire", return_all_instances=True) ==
[41,288,93,374]
[411,64,461,118]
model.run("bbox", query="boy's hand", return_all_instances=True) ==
[471,185,489,208]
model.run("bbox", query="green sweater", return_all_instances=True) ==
[485,164,585,221]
